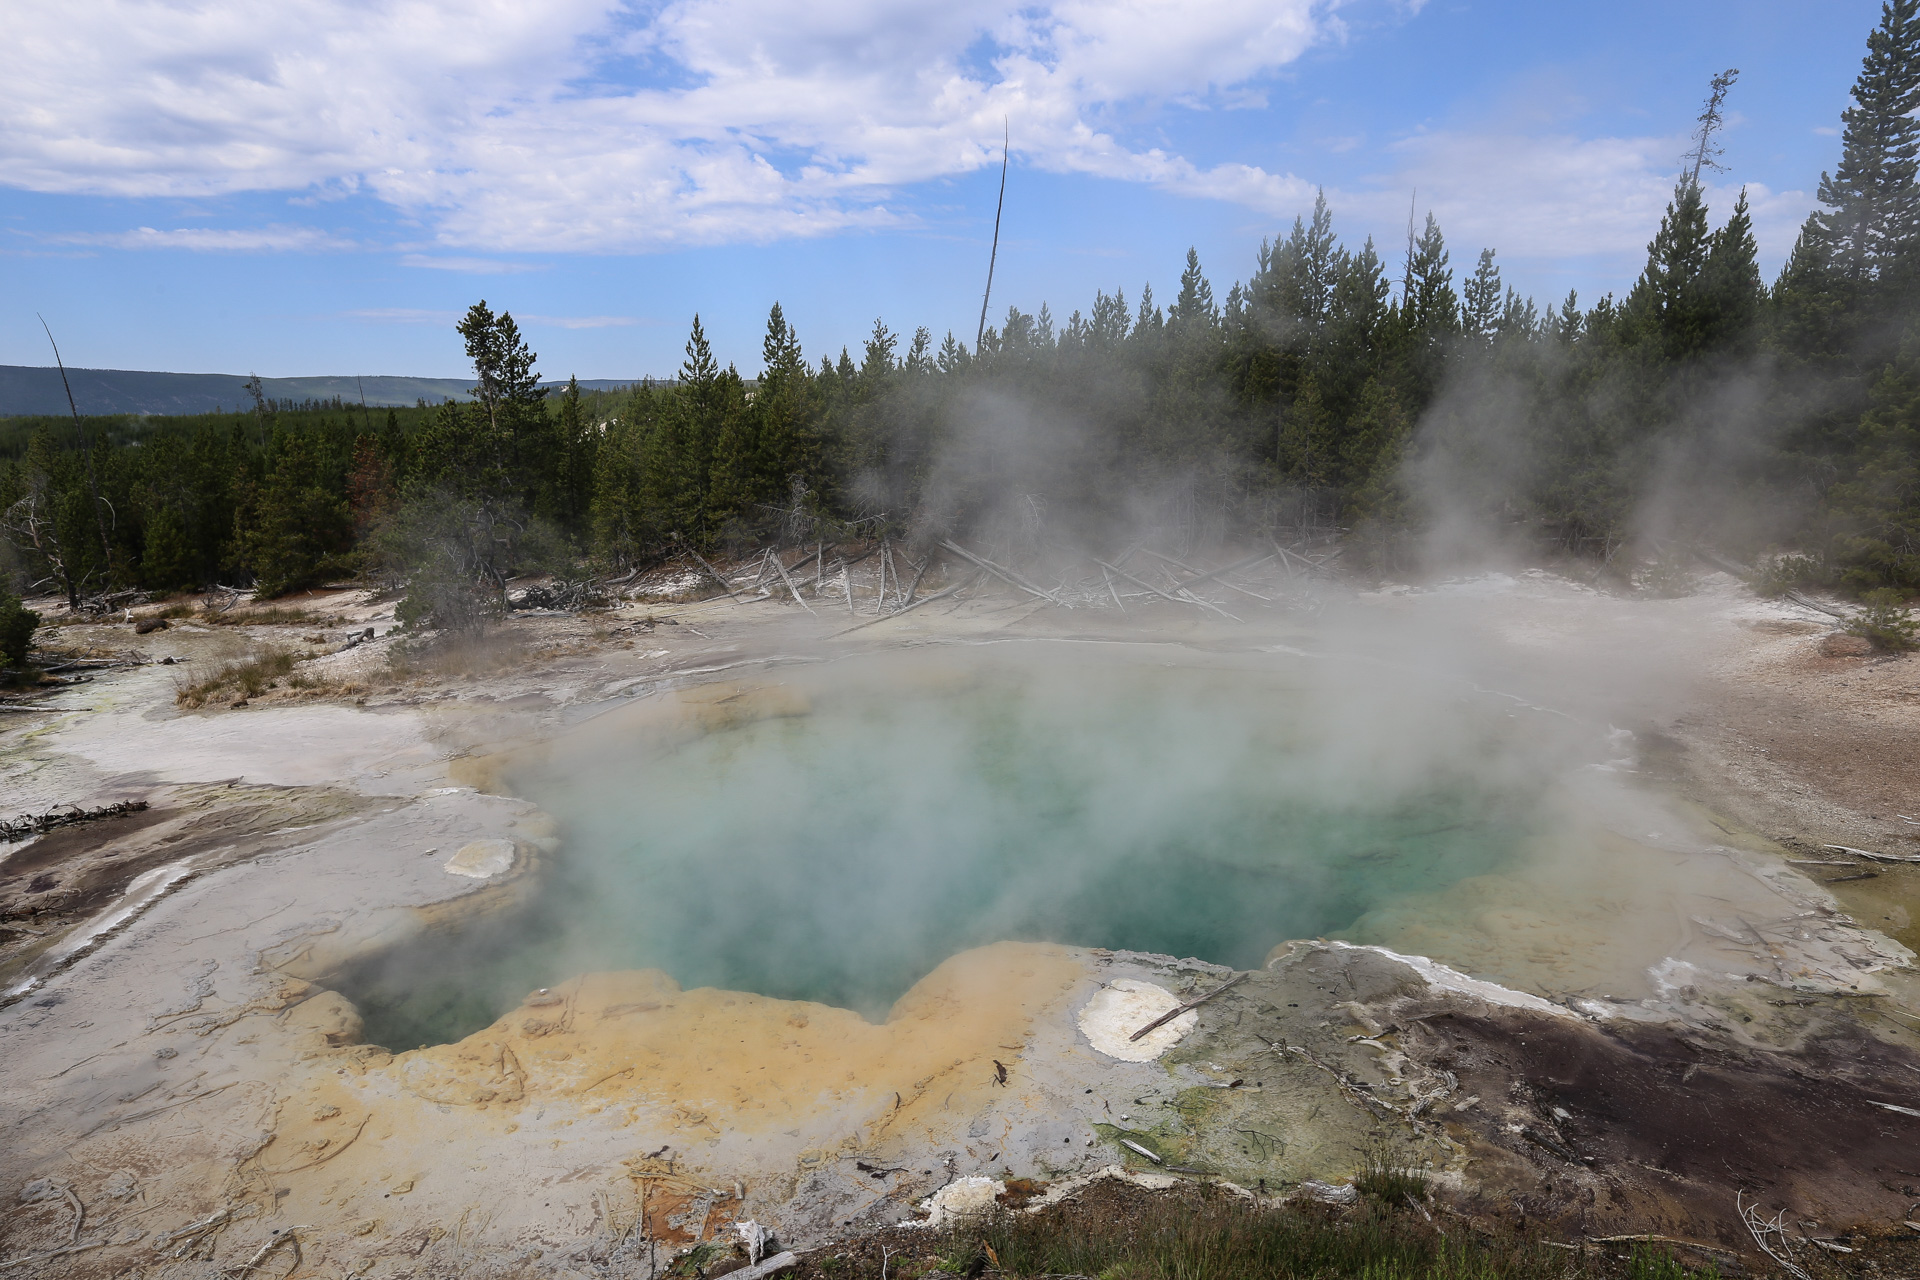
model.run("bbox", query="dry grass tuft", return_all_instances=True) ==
[173,649,366,708]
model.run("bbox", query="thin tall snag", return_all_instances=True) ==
[940,540,1056,601]
[840,560,854,614]
[771,550,816,614]
[1130,972,1247,1040]
[39,315,115,580]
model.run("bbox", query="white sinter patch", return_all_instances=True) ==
[444,839,516,879]
[1077,978,1197,1061]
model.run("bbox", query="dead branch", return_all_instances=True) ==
[1826,844,1920,863]
[1130,972,1246,1040]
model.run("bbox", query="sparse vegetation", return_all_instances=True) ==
[171,648,365,707]
[174,651,300,707]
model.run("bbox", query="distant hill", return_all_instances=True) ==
[0,365,654,417]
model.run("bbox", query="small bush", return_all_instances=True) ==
[1844,588,1918,652]
[1751,553,1827,598]
[1636,552,1697,598]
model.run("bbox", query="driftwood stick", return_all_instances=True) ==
[1102,565,1125,611]
[1130,973,1246,1041]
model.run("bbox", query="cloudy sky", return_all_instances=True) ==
[0,0,1885,379]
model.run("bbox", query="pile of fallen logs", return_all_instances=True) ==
[0,800,149,843]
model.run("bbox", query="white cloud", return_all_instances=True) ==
[1341,130,1813,285]
[40,224,352,251]
[1,0,1345,251]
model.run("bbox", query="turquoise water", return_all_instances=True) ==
[339,649,1573,1049]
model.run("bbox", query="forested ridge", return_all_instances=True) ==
[3,2,1918,647]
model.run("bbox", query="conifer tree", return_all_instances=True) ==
[1461,249,1503,341]
[1404,214,1459,338]
[1814,0,1920,281]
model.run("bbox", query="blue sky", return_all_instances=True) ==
[0,0,1885,380]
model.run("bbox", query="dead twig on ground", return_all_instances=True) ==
[1738,1190,1812,1280]
[230,1225,305,1279]
[1131,973,1246,1040]
[1827,843,1920,863]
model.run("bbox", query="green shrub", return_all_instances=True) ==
[1844,587,1918,652]
[0,589,39,668]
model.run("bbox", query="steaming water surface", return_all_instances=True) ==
[344,645,1604,1049]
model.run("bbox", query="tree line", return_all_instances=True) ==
[2,0,1916,648]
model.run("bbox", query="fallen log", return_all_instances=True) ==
[682,546,746,603]
[770,550,817,615]
[939,541,1057,603]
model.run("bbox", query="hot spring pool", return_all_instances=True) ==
[338,644,1605,1049]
